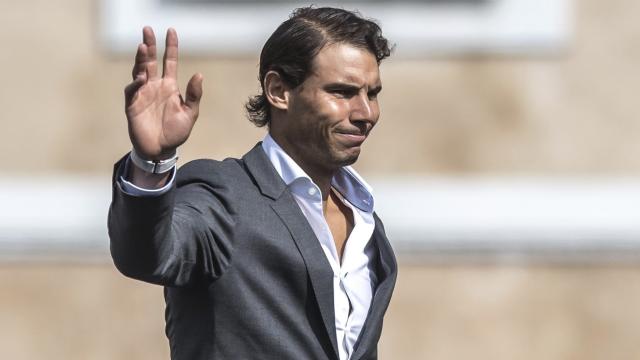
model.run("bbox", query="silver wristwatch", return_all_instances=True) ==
[130,148,178,174]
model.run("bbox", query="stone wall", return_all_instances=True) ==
[3,264,640,359]
[1,0,640,175]
[2,0,640,359]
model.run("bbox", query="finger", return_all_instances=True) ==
[124,74,147,107]
[162,28,179,79]
[131,43,148,80]
[184,73,204,114]
[142,26,159,80]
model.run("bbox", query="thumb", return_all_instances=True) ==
[184,73,203,115]
[124,74,147,108]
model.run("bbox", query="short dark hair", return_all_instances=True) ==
[245,6,392,127]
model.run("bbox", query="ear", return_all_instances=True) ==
[263,70,290,111]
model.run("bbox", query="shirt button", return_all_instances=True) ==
[307,187,317,196]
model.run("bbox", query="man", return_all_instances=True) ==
[108,7,397,360]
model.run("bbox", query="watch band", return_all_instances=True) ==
[130,148,178,174]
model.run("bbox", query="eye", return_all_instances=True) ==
[368,88,381,100]
[328,86,358,99]
[332,89,354,98]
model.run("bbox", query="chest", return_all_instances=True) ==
[324,192,355,261]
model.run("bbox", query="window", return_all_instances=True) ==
[99,0,571,56]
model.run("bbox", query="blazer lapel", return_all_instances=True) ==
[243,144,341,360]
[350,214,398,360]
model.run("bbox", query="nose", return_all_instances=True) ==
[350,92,378,128]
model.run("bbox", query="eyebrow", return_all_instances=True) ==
[324,82,383,93]
[368,85,382,94]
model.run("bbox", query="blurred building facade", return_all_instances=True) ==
[1,0,640,359]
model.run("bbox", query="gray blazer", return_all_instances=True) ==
[108,143,397,360]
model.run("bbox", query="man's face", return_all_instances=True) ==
[282,43,382,173]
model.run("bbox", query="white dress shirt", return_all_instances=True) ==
[120,135,378,360]
[261,134,378,360]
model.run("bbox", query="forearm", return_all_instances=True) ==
[108,177,179,285]
[109,155,195,286]
[108,157,234,287]
[110,24,206,286]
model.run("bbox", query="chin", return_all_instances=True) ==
[332,150,360,167]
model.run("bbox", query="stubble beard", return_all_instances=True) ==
[329,145,361,169]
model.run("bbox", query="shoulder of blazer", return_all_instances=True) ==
[174,143,279,197]
[176,158,245,188]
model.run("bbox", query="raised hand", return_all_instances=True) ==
[124,27,203,161]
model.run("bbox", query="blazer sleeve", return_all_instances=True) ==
[108,156,236,287]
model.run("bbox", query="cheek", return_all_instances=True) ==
[329,100,352,118]
[313,92,348,117]
[326,101,343,114]
[313,99,348,130]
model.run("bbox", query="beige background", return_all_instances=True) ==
[3,264,640,359]
[1,0,640,175]
[2,0,640,359]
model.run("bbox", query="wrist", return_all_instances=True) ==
[127,160,173,189]
[130,148,178,174]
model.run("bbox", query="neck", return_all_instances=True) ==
[269,132,336,201]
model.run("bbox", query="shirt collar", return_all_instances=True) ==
[261,134,375,213]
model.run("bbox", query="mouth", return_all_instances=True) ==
[335,131,367,146]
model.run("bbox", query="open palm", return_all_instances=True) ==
[125,27,203,160]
